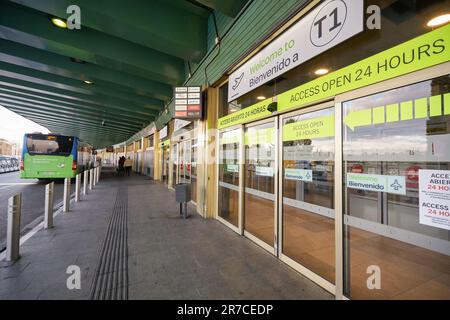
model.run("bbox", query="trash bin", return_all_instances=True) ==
[175,183,191,218]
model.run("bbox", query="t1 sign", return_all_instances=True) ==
[228,0,363,102]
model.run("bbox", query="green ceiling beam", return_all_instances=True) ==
[0,60,164,112]
[0,39,172,101]
[196,0,247,17]
[0,100,139,134]
[0,87,153,124]
[7,0,208,62]
[0,1,186,85]
[0,77,158,118]
[0,92,151,128]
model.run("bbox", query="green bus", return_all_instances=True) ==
[20,133,93,179]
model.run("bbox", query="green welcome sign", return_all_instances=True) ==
[217,24,450,129]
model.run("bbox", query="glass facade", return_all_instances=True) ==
[218,129,241,227]
[342,75,450,299]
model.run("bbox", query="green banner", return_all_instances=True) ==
[245,127,275,145]
[218,98,273,129]
[278,24,450,112]
[344,93,450,130]
[283,114,334,142]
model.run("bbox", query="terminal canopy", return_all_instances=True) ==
[0,0,246,147]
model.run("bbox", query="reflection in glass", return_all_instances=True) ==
[282,107,335,283]
[343,75,450,299]
[218,129,241,227]
[244,122,275,246]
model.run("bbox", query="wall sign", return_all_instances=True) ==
[347,173,406,195]
[419,169,450,230]
[159,126,168,140]
[228,0,364,102]
[285,168,313,182]
[174,86,203,119]
[174,119,191,132]
[218,23,450,130]
[278,23,450,112]
[218,98,273,129]
[255,166,274,177]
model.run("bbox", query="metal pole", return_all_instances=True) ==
[63,177,70,212]
[89,169,94,190]
[96,166,100,183]
[6,193,22,261]
[44,182,54,229]
[93,167,97,187]
[83,170,88,195]
[75,173,81,202]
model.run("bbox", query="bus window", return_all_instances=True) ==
[26,135,73,156]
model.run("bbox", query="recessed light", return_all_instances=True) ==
[50,17,67,29]
[427,14,450,27]
[83,80,93,84]
[314,68,329,75]
[256,96,266,100]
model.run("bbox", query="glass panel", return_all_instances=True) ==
[218,128,241,227]
[179,142,185,183]
[172,144,177,185]
[282,107,335,282]
[191,139,198,202]
[184,140,191,184]
[244,121,276,246]
[343,75,450,299]
[219,1,449,117]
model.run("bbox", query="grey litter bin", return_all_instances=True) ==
[175,183,191,219]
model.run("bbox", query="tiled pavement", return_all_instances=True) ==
[0,171,333,300]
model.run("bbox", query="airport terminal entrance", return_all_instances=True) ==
[217,66,450,298]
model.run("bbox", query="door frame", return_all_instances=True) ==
[243,117,279,256]
[216,124,244,234]
[278,100,337,295]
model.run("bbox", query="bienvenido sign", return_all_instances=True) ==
[227,0,364,102]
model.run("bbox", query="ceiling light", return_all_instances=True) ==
[427,14,450,27]
[83,80,93,85]
[256,96,266,100]
[314,68,329,75]
[50,17,67,29]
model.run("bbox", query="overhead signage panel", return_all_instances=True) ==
[174,86,203,120]
[228,0,364,102]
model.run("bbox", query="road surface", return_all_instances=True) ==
[0,171,75,251]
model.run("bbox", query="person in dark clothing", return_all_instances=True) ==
[118,156,125,176]
[124,157,132,176]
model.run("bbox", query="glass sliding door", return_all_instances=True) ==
[244,120,277,249]
[281,106,336,284]
[191,139,198,202]
[218,128,242,229]
[342,75,450,300]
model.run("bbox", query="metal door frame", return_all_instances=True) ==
[278,100,336,295]
[216,124,243,234]
[243,117,279,256]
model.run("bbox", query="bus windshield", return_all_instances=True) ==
[26,134,74,156]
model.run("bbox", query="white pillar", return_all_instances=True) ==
[83,170,88,195]
[63,177,70,212]
[6,193,22,261]
[89,169,94,190]
[75,174,81,202]
[44,182,54,229]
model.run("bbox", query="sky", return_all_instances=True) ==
[0,104,49,146]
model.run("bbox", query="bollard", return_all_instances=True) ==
[63,177,70,212]
[83,170,88,195]
[89,169,94,190]
[93,168,97,187]
[44,182,54,229]
[75,173,81,202]
[96,167,100,183]
[6,193,22,261]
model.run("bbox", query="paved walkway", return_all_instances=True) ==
[0,171,332,300]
